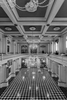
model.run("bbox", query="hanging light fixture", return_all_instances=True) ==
[7,0,54,12]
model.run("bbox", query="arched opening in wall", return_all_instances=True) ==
[7,45,10,53]
[29,44,38,54]
[21,45,28,53]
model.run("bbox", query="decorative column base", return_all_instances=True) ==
[6,73,15,81]
[15,69,19,72]
[0,82,8,88]
[58,81,67,87]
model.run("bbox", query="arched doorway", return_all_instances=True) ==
[29,44,38,54]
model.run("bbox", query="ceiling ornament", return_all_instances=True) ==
[53,27,60,31]
[7,0,54,12]
[5,27,12,31]
[29,27,36,31]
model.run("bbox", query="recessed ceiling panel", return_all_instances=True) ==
[23,25,42,32]
[16,0,49,17]
[0,25,18,32]
[56,0,67,18]
[0,7,9,18]
[47,26,67,32]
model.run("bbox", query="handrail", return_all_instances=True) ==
[48,54,67,66]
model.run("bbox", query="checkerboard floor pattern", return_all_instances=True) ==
[0,68,67,100]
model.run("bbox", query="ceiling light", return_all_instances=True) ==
[32,75,35,79]
[17,92,21,97]
[36,86,39,91]
[47,93,50,98]
[22,60,25,63]
[53,27,60,31]
[41,72,43,74]
[5,27,12,31]
[22,76,25,80]
[30,27,36,31]
[32,72,36,74]
[25,72,26,74]
[43,76,46,80]
[29,86,31,90]
[38,69,41,72]
[7,0,54,12]
[42,60,45,62]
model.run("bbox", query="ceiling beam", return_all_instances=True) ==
[45,0,54,19]
[47,0,65,24]
[46,31,61,34]
[18,21,46,26]
[5,31,20,34]
[0,22,14,26]
[2,0,17,24]
[51,21,67,26]
[5,34,22,36]
[42,0,65,36]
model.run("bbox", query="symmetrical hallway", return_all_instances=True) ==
[0,0,67,100]
[0,68,66,100]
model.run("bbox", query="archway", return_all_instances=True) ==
[29,44,38,54]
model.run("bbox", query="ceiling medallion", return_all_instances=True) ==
[53,27,60,31]
[8,0,54,12]
[30,27,36,31]
[5,27,12,31]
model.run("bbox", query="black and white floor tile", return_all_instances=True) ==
[0,68,66,100]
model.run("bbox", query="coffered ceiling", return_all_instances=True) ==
[0,0,66,44]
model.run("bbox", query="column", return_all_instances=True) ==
[48,44,49,53]
[58,64,66,87]
[51,61,58,77]
[12,60,16,75]
[65,66,67,87]
[47,59,51,72]
[0,64,8,88]
[29,45,30,54]
[11,60,16,77]
[14,42,16,54]
[18,58,21,69]
[15,59,20,72]
[6,60,15,82]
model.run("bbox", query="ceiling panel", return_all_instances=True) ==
[47,26,67,32]
[16,0,49,18]
[0,7,9,18]
[16,7,47,18]
[0,25,18,32]
[56,0,67,18]
[23,25,42,32]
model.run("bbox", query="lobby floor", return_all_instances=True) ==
[0,68,67,100]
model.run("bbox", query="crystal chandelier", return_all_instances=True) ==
[7,0,53,12]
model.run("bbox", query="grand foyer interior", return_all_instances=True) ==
[0,0,67,99]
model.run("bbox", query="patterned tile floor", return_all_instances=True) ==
[0,68,67,100]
